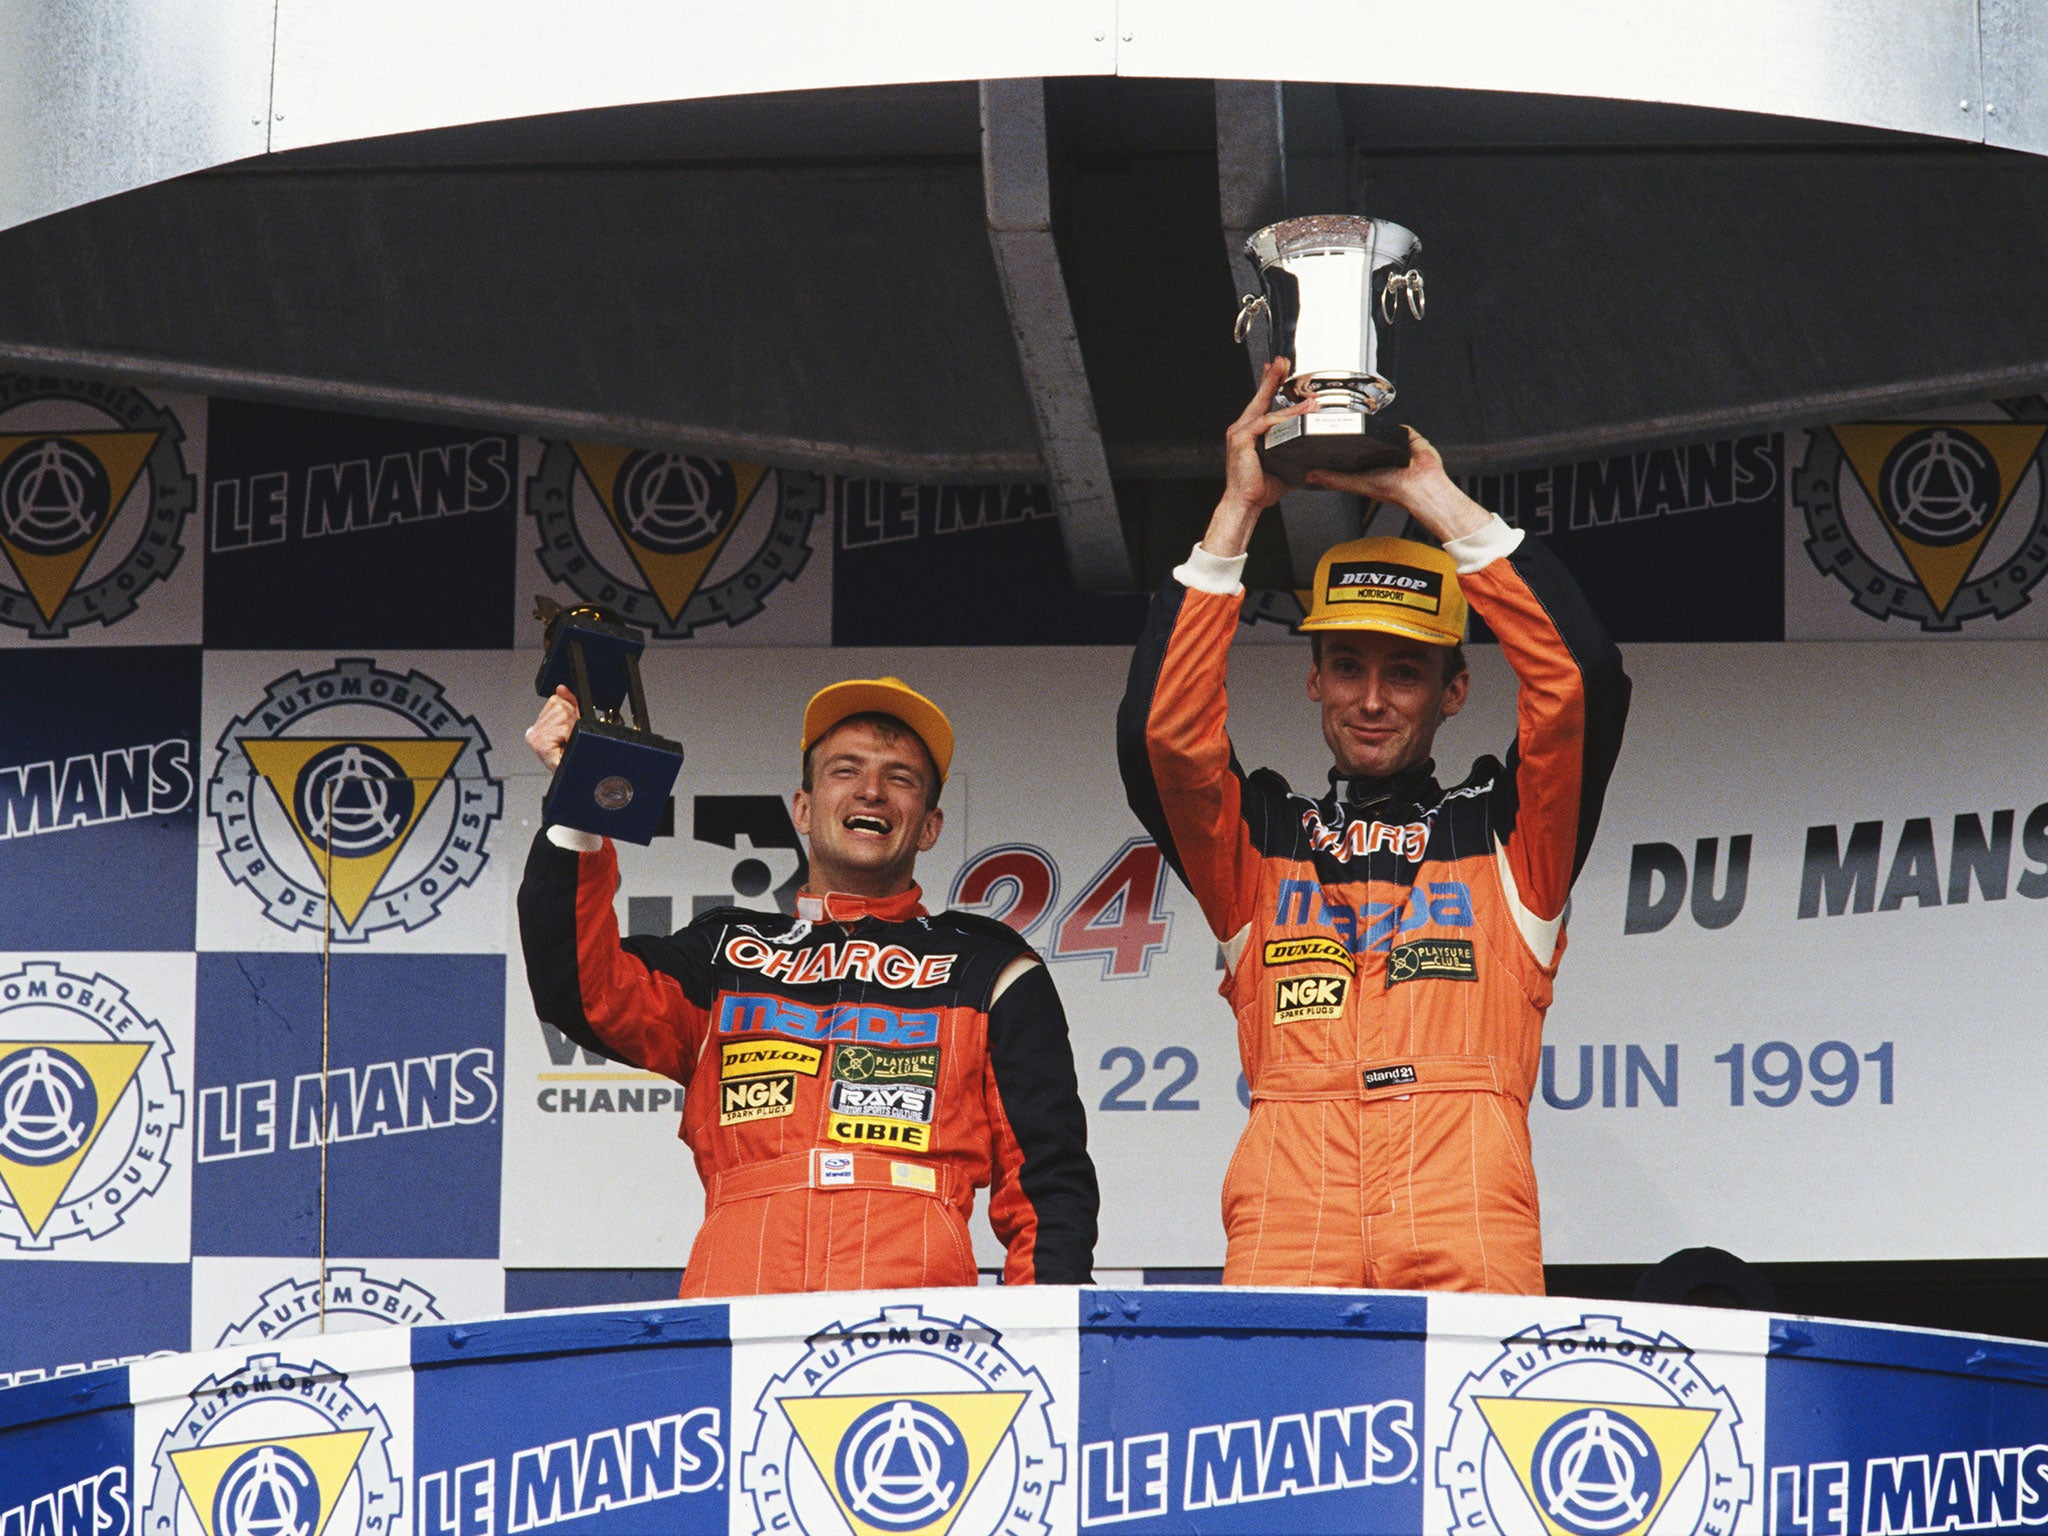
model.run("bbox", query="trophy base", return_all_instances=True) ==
[543,719,685,846]
[1259,410,1410,485]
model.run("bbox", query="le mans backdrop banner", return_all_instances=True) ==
[3,371,2047,1385]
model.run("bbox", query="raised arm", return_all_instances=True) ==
[1117,359,1311,942]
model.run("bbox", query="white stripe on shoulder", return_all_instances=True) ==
[1494,834,1562,966]
[991,952,1040,1004]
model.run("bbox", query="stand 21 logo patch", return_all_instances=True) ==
[530,443,823,637]
[0,961,183,1250]
[0,374,196,638]
[207,659,502,938]
[1795,403,2048,631]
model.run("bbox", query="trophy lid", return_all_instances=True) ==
[1247,215,1420,268]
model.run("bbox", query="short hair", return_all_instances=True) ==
[801,711,943,809]
[1310,632,1468,684]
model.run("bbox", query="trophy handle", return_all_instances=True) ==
[1381,269,1425,324]
[1233,293,1269,344]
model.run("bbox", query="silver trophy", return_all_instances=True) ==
[1234,215,1425,482]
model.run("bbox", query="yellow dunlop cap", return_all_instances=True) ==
[801,677,955,784]
[1298,536,1467,644]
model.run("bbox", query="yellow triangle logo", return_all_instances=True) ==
[0,431,159,622]
[239,737,466,928]
[168,1429,370,1536]
[572,443,769,623]
[1476,1397,1717,1536]
[1832,421,2047,618]
[0,1041,149,1237]
[781,1392,1027,1536]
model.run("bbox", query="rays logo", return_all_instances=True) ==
[0,961,182,1250]
[1435,1314,1751,1536]
[742,1302,1063,1536]
[1794,403,2048,631]
[529,443,824,638]
[0,373,197,638]
[215,1266,444,1349]
[144,1352,402,1536]
[207,659,501,939]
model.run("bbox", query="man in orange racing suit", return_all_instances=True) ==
[520,675,1098,1296]
[1118,361,1629,1293]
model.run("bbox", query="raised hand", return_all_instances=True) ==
[525,685,581,772]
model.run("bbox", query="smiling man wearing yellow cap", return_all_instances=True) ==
[1119,357,1631,1295]
[519,674,1098,1297]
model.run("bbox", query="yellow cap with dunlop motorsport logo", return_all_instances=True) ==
[1297,536,1467,645]
[801,677,956,784]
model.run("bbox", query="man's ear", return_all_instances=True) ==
[790,788,812,838]
[1305,660,1324,704]
[916,805,945,853]
[1439,666,1470,721]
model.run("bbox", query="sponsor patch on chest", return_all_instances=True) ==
[721,1039,825,1079]
[1273,973,1348,1024]
[829,1080,936,1124]
[720,1073,796,1124]
[1386,937,1478,984]
[828,1113,931,1151]
[1261,936,1356,973]
[832,1044,941,1087]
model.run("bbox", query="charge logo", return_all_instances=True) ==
[1794,406,2048,630]
[1273,975,1347,1024]
[529,443,823,638]
[741,1301,1063,1536]
[1435,1315,1751,1536]
[723,1074,797,1125]
[0,374,195,638]
[0,962,181,1251]
[214,1266,444,1349]
[206,660,501,939]
[143,1353,403,1536]
[829,1114,931,1152]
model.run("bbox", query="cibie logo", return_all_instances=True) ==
[0,373,196,638]
[1435,1314,1751,1536]
[207,659,501,938]
[1794,404,2048,630]
[0,961,182,1250]
[144,1352,402,1536]
[214,1267,444,1349]
[742,1302,1064,1536]
[529,443,824,638]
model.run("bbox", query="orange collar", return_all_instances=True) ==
[795,885,927,924]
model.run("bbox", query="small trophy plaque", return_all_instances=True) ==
[1234,214,1425,482]
[533,597,683,845]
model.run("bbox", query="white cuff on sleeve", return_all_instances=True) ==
[1442,514,1524,574]
[1173,542,1247,595]
[546,824,603,854]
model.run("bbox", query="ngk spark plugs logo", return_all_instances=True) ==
[1436,1314,1752,1536]
[0,960,183,1251]
[741,1302,1065,1536]
[529,444,824,639]
[207,659,501,939]
[0,373,197,639]
[142,1352,404,1536]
